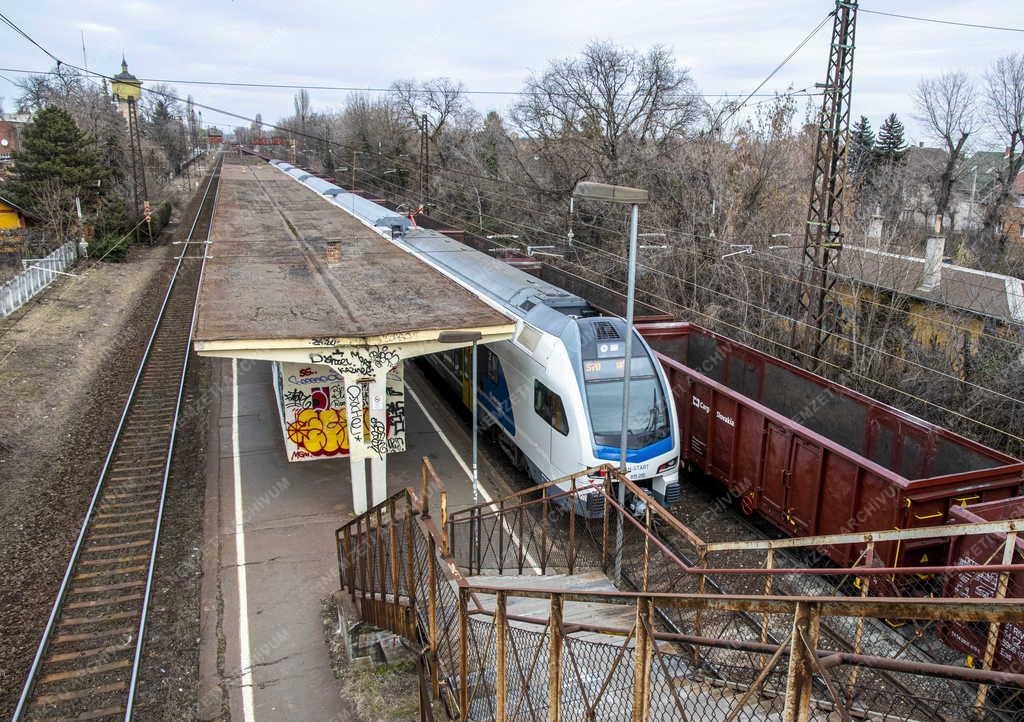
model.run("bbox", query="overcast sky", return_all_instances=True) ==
[2,1,1022,146]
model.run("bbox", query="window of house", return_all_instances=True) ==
[534,380,569,435]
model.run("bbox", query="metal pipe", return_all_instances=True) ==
[472,340,479,506]
[615,203,639,584]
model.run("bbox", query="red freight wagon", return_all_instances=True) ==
[638,322,1024,567]
[940,498,1024,672]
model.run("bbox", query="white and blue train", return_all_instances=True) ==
[268,158,681,516]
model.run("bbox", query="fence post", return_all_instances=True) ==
[406,495,417,610]
[389,500,400,633]
[421,458,431,519]
[495,590,508,722]
[975,530,1017,714]
[631,596,652,722]
[428,534,440,698]
[498,499,505,574]
[642,504,651,592]
[847,540,873,696]
[541,490,550,575]
[568,475,577,575]
[459,586,470,720]
[782,601,821,722]
[548,593,563,722]
[602,476,611,573]
[440,490,449,557]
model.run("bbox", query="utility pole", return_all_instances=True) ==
[351,148,357,190]
[419,114,430,204]
[791,0,858,369]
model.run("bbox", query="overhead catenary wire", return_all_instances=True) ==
[859,9,1024,33]
[0,65,823,101]
[362,165,1024,448]
[352,164,1024,440]
[419,167,1024,347]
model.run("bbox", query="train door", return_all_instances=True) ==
[535,380,575,480]
[760,423,792,527]
[787,438,822,535]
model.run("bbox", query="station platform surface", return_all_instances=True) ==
[198,356,525,721]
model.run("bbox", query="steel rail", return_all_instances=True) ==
[123,158,222,720]
[11,157,222,721]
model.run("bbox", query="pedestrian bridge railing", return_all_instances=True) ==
[335,459,1024,721]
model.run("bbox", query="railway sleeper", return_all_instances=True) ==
[39,658,132,685]
[83,539,151,553]
[68,580,146,596]
[91,517,156,530]
[45,640,133,668]
[76,553,149,566]
[51,626,136,646]
[90,496,160,511]
[30,680,127,707]
[86,528,154,542]
[64,593,143,610]
[73,565,148,583]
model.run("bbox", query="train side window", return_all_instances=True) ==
[534,380,569,436]
[485,348,500,384]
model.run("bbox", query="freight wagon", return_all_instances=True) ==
[941,498,1024,672]
[638,321,1024,568]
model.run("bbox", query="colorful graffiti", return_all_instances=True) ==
[274,361,406,462]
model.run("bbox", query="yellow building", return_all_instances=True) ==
[0,194,27,231]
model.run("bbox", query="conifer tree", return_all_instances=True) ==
[875,112,908,163]
[3,106,107,212]
[849,115,875,178]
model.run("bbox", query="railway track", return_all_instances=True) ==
[12,156,222,722]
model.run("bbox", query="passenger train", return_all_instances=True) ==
[268,159,681,516]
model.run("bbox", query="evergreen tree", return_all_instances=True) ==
[875,112,908,163]
[849,115,875,178]
[3,105,107,212]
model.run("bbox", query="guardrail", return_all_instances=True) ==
[1,239,77,316]
[336,460,1024,721]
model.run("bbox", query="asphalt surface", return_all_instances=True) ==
[198,357,524,721]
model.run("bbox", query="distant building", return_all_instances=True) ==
[0,194,28,231]
[110,56,142,122]
[0,113,30,166]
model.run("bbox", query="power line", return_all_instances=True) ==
[0,65,820,101]
[720,10,835,126]
[860,8,1024,33]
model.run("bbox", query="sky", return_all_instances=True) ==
[1,1,1022,147]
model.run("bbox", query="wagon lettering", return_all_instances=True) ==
[692,396,709,414]
[715,411,735,427]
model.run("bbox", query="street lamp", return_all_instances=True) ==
[572,181,649,585]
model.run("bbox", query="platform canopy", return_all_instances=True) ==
[193,156,516,367]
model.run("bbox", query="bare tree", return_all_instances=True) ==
[981,52,1024,247]
[512,40,699,183]
[912,71,977,230]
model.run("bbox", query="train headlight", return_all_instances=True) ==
[657,458,678,474]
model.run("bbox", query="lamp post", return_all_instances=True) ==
[572,181,649,584]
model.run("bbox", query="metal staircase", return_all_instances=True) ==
[335,460,1024,721]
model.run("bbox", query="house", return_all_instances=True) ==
[0,113,29,166]
[0,194,28,231]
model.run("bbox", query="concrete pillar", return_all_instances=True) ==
[919,236,945,292]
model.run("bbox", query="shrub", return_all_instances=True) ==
[89,234,130,262]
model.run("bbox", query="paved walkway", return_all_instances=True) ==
[199,357,522,721]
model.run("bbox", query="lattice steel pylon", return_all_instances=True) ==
[792,1,857,368]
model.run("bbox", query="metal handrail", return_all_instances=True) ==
[12,158,222,721]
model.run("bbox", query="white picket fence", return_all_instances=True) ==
[0,241,78,317]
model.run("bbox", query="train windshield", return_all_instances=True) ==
[583,356,670,449]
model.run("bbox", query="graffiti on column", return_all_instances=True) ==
[274,358,407,462]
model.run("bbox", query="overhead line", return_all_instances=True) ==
[860,8,1024,33]
[0,65,819,100]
